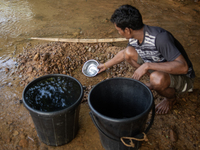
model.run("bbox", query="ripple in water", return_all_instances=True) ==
[0,0,33,38]
[24,76,81,112]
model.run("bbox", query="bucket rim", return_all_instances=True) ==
[22,74,83,116]
[88,77,154,122]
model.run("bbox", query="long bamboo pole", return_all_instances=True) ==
[29,37,127,43]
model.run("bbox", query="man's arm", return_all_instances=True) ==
[132,54,188,80]
[147,54,188,74]
[98,49,125,73]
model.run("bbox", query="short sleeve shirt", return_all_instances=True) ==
[128,25,195,78]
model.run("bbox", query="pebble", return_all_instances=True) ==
[33,53,40,61]
[6,138,11,143]
[170,129,178,142]
[5,68,9,73]
[13,131,19,136]
[20,134,26,139]
[7,82,13,87]
[73,31,80,37]
[190,95,197,102]
[91,48,96,53]
[43,53,49,61]
[7,121,13,125]
[27,67,33,73]
[19,139,28,148]
[88,47,91,52]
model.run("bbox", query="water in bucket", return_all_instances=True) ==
[24,76,81,112]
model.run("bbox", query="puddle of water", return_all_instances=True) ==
[0,0,33,37]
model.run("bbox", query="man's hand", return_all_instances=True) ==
[97,64,107,74]
[132,63,149,80]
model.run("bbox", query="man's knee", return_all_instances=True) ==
[150,71,170,91]
[124,46,138,61]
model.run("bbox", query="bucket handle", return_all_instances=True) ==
[120,132,148,148]
[89,112,119,141]
[89,103,155,145]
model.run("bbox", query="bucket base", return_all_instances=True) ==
[31,105,80,146]
[99,129,142,150]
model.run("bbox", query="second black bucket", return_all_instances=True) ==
[22,74,83,146]
[88,78,155,150]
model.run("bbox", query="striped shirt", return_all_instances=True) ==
[128,25,195,78]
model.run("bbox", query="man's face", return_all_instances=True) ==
[114,24,131,39]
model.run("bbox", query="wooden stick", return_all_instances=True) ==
[29,37,127,43]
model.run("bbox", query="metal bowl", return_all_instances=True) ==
[82,59,99,77]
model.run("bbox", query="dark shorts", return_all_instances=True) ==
[137,55,194,93]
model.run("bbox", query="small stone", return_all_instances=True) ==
[88,47,92,52]
[5,68,9,73]
[13,131,19,136]
[189,95,198,102]
[8,82,13,87]
[19,139,28,148]
[7,121,13,125]
[33,53,40,61]
[107,53,111,59]
[26,42,32,47]
[27,67,33,73]
[95,45,99,49]
[91,48,96,53]
[44,66,49,72]
[43,53,50,61]
[103,18,109,23]
[21,59,27,64]
[7,137,11,143]
[170,129,178,142]
[182,98,186,102]
[73,31,80,37]
[173,110,178,114]
[20,134,26,139]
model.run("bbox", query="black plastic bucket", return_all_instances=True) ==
[22,74,83,146]
[88,78,155,150]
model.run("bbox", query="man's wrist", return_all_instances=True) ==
[144,62,150,71]
[103,63,107,70]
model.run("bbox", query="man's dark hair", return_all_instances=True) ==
[110,5,144,31]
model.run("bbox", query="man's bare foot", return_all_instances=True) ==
[155,98,176,114]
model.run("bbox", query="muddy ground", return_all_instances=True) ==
[0,41,199,150]
[0,0,200,150]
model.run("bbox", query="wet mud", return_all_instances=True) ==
[0,0,200,150]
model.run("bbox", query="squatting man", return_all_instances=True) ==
[97,5,195,115]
